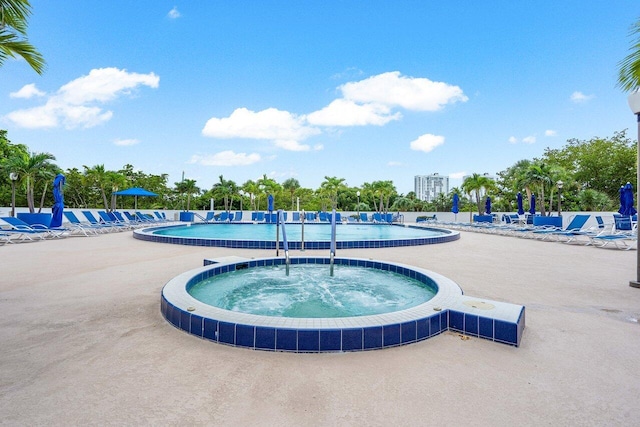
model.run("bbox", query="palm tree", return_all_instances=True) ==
[5,151,56,212]
[617,18,640,91]
[320,176,347,210]
[0,0,46,74]
[462,173,495,215]
[282,178,300,211]
[241,179,260,211]
[525,162,553,216]
[83,164,111,210]
[175,179,199,211]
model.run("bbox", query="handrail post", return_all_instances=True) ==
[330,208,336,276]
[301,209,305,251]
[279,210,290,276]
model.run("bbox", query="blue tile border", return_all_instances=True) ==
[161,257,526,352]
[134,223,459,249]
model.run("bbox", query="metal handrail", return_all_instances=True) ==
[330,208,336,276]
[278,210,290,275]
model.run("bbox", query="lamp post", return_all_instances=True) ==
[556,180,563,217]
[10,172,18,217]
[356,191,360,221]
[628,90,640,288]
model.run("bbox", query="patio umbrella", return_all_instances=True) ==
[517,192,525,215]
[529,194,536,215]
[113,187,158,210]
[618,186,625,215]
[452,193,459,221]
[485,196,491,215]
[268,194,274,212]
[623,182,637,216]
[50,174,65,228]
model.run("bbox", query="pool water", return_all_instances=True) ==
[153,223,443,241]
[188,264,437,318]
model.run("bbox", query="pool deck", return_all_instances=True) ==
[1,227,639,425]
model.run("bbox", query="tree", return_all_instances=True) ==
[175,179,199,211]
[0,0,46,74]
[5,150,56,212]
[282,178,300,211]
[617,17,640,92]
[83,165,111,210]
[320,176,347,210]
[524,161,553,216]
[462,173,495,215]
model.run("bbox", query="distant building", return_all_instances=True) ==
[414,173,449,202]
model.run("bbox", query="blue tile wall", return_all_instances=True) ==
[479,317,494,340]
[319,329,342,352]
[464,314,479,337]
[203,318,218,341]
[383,324,401,347]
[276,329,297,351]
[401,321,417,343]
[218,321,235,345]
[235,324,255,348]
[364,326,383,350]
[342,329,363,351]
[449,310,464,332]
[255,327,276,350]
[298,330,320,352]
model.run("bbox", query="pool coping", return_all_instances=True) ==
[134,222,460,249]
[161,256,525,352]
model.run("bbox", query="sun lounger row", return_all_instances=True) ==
[421,214,637,250]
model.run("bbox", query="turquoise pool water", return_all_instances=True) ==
[152,223,443,241]
[187,264,437,318]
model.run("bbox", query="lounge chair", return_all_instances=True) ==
[82,211,122,232]
[305,212,316,222]
[531,214,590,241]
[359,213,368,222]
[233,211,243,222]
[291,212,301,222]
[588,215,637,250]
[64,211,108,234]
[0,216,66,239]
[98,211,134,230]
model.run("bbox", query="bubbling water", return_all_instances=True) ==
[188,264,436,318]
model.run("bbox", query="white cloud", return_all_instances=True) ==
[522,135,536,144]
[313,144,324,151]
[5,68,159,129]
[340,71,468,111]
[10,83,45,99]
[508,136,518,144]
[545,129,557,137]
[189,151,261,166]
[449,171,467,179]
[168,7,181,19]
[202,107,320,151]
[409,133,445,153]
[114,138,140,146]
[570,91,594,103]
[306,99,401,127]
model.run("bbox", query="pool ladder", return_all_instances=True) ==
[330,209,336,276]
[276,210,290,275]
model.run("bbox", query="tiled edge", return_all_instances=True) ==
[161,256,524,352]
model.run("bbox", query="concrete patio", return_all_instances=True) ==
[1,227,638,425]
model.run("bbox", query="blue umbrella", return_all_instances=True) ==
[529,194,536,215]
[268,194,274,212]
[50,174,65,228]
[618,186,625,215]
[452,193,459,221]
[623,182,637,216]
[516,192,525,215]
[113,187,158,210]
[485,196,491,215]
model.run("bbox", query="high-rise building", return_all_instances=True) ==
[414,173,449,202]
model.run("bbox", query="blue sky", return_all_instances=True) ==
[1,1,639,194]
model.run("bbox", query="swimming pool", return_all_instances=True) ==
[135,222,459,249]
[161,256,526,352]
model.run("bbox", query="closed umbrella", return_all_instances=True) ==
[529,194,536,215]
[623,182,637,216]
[517,192,524,215]
[485,196,491,215]
[452,193,459,221]
[50,174,65,228]
[268,194,274,212]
